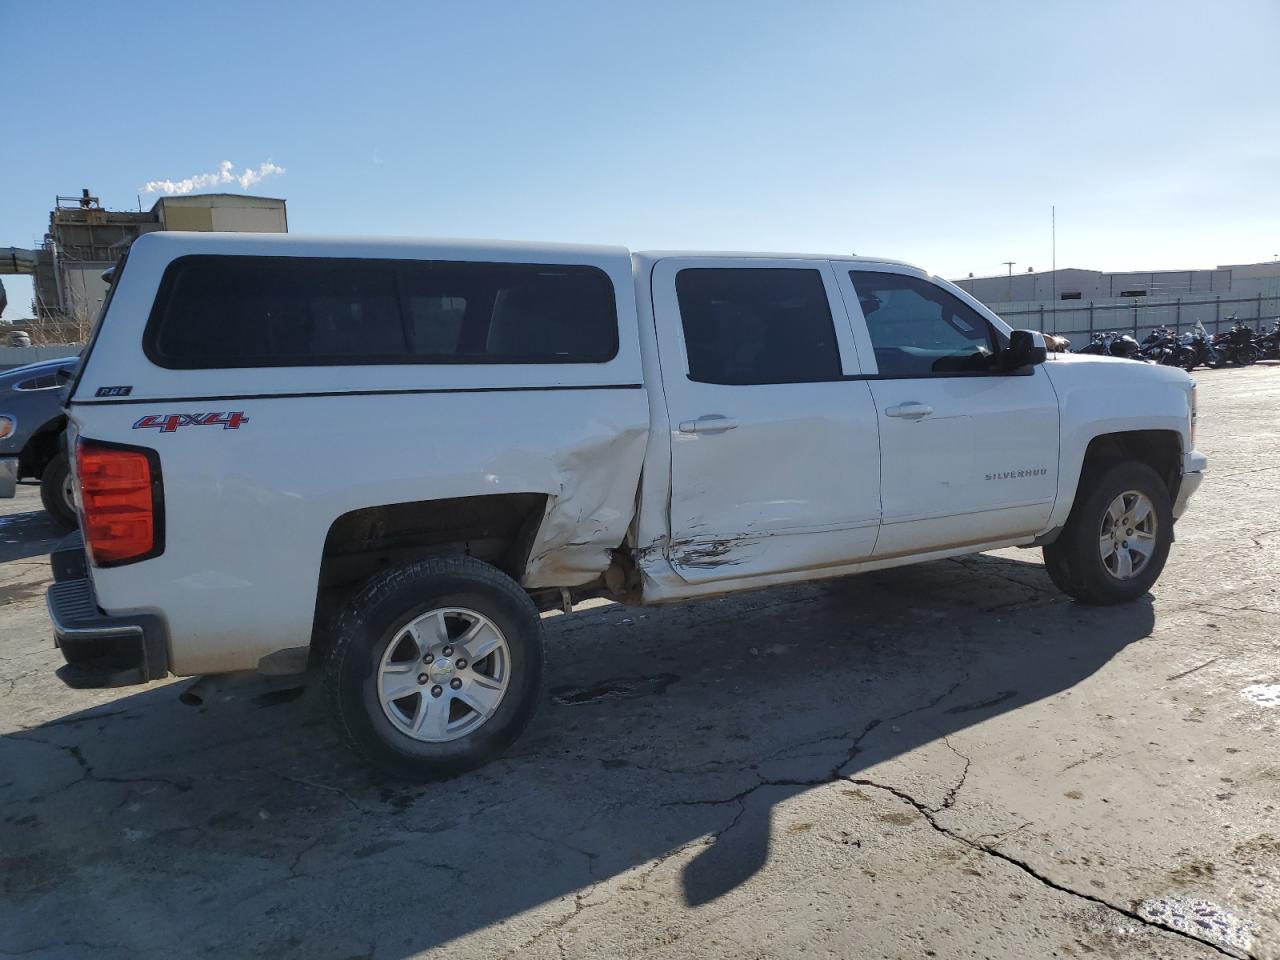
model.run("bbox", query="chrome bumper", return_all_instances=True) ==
[1173,451,1207,519]
[0,456,16,498]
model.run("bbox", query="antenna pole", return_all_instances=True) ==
[1051,205,1056,333]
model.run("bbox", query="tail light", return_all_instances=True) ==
[75,439,164,566]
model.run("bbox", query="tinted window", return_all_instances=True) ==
[848,271,998,377]
[145,256,618,368]
[16,372,61,391]
[675,268,842,385]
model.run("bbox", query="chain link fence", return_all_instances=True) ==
[992,293,1280,345]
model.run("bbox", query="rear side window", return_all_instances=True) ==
[144,255,618,368]
[675,268,842,385]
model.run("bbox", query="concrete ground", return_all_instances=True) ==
[2,365,1278,960]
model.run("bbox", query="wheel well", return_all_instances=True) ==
[1081,430,1182,499]
[18,418,66,480]
[309,493,548,665]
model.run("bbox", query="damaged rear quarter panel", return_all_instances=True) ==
[84,388,650,675]
[522,415,650,588]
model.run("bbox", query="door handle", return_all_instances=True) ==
[678,414,741,435]
[884,402,934,420]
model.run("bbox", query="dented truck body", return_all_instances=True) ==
[52,233,1204,689]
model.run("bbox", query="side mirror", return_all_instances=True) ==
[1003,329,1048,370]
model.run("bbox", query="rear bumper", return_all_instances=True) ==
[1173,450,1207,519]
[0,456,16,498]
[47,534,169,689]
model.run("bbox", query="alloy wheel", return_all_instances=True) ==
[376,607,512,743]
[1098,490,1158,581]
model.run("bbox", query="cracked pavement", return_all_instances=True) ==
[2,364,1279,959]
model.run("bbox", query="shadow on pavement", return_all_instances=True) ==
[0,553,1155,958]
[0,504,65,564]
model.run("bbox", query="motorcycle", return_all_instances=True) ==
[1139,326,1180,364]
[1176,325,1223,372]
[1210,318,1260,366]
[1254,319,1280,361]
[1076,331,1142,359]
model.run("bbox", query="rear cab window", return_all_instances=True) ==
[144,256,619,368]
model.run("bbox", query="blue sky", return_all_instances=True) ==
[3,0,1278,319]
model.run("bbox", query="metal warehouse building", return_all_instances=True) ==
[953,261,1280,341]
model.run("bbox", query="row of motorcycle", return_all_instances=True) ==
[1070,319,1280,371]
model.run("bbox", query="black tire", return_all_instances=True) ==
[324,556,544,781]
[39,449,77,531]
[1237,345,1258,366]
[1042,460,1173,605]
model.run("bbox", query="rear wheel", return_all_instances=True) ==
[324,556,544,780]
[39,450,77,531]
[1043,461,1173,605]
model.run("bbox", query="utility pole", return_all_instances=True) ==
[1003,261,1016,276]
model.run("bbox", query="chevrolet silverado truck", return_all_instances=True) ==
[47,232,1205,779]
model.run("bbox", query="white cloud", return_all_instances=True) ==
[141,160,285,195]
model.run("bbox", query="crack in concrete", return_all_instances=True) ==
[660,671,974,812]
[936,737,971,811]
[844,776,1255,960]
[947,556,1059,598]
[287,835,324,881]
[17,708,135,731]
[8,732,193,799]
[277,775,371,814]
[641,663,1253,958]
[1166,656,1225,682]
[495,888,594,960]
[0,940,126,957]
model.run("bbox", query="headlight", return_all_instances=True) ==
[0,416,15,441]
[1188,383,1197,446]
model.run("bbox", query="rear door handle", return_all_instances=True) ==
[678,414,741,435]
[884,402,934,420]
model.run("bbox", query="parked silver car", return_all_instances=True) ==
[0,355,79,529]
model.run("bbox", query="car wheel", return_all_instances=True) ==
[39,450,77,531]
[324,556,544,780]
[1042,460,1173,605]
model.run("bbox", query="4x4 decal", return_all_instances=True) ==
[133,412,250,433]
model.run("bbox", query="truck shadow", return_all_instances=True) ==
[0,553,1155,958]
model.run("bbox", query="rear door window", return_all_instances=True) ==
[674,268,843,384]
[144,255,618,368]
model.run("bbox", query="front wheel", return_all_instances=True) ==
[39,450,78,531]
[324,556,544,780]
[1043,461,1173,605]
[1236,345,1259,366]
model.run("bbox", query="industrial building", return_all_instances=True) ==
[954,261,1280,340]
[1,190,287,336]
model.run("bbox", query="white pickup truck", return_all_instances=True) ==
[48,232,1205,779]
